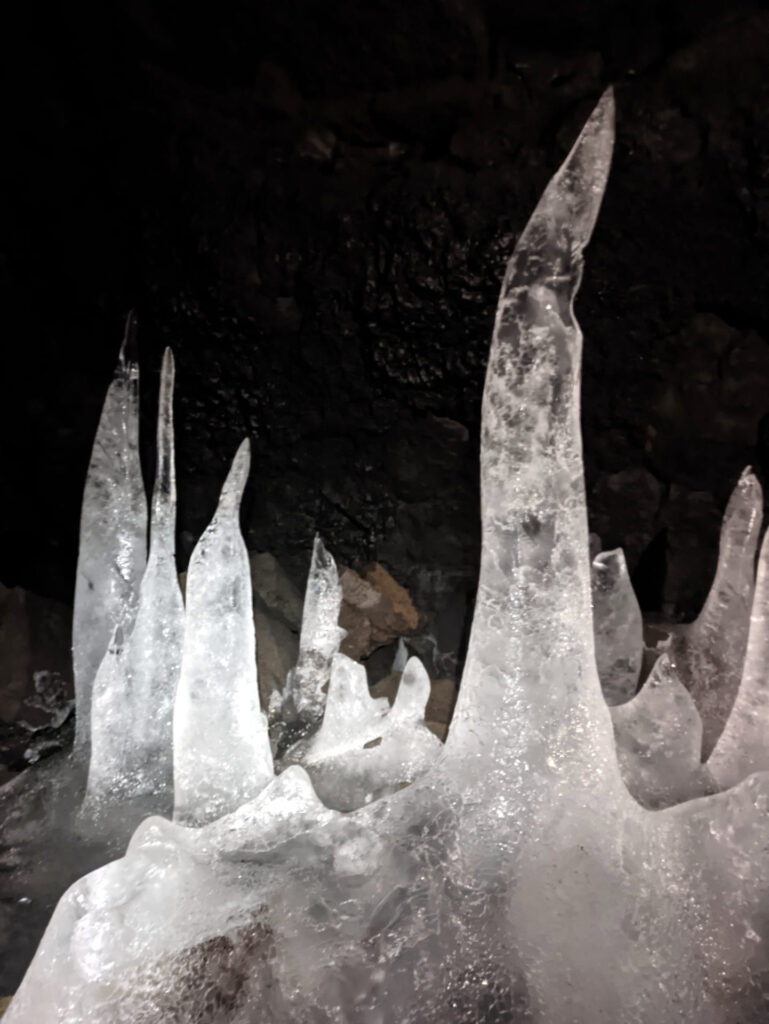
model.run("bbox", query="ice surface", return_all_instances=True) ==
[591,548,642,705]
[83,349,184,815]
[444,85,619,793]
[304,652,390,754]
[274,535,345,746]
[283,653,441,810]
[611,654,714,808]
[670,468,763,756]
[9,89,769,1024]
[72,314,147,754]
[173,439,273,826]
[708,524,769,788]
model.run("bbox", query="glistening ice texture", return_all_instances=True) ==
[591,548,642,705]
[71,313,147,754]
[8,90,769,1024]
[709,524,769,787]
[670,468,763,756]
[173,439,273,826]
[611,655,714,808]
[274,535,345,746]
[283,653,442,810]
[83,349,184,814]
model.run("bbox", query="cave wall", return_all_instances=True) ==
[3,0,769,633]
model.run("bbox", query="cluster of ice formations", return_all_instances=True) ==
[6,89,769,1021]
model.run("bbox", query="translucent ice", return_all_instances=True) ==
[275,535,345,746]
[72,314,147,754]
[670,468,763,756]
[708,525,769,787]
[303,652,390,754]
[173,439,273,826]
[284,653,441,810]
[9,89,769,1024]
[611,655,714,808]
[591,548,643,705]
[83,349,184,814]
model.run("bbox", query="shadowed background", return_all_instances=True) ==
[3,0,769,641]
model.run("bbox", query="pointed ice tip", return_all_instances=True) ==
[120,310,139,366]
[593,547,627,572]
[557,84,615,215]
[158,348,176,406]
[311,534,335,571]
[510,86,615,282]
[728,467,763,510]
[218,438,251,508]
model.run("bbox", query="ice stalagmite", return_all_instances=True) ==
[173,439,273,826]
[72,313,147,754]
[84,349,184,813]
[670,468,762,756]
[445,88,620,793]
[276,535,345,745]
[307,652,389,753]
[612,655,714,808]
[285,653,441,809]
[591,548,642,705]
[389,653,432,724]
[708,525,769,787]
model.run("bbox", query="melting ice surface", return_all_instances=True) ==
[6,89,769,1022]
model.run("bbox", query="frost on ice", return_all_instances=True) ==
[72,312,147,754]
[7,88,769,1023]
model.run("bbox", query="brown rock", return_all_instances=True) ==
[250,553,303,707]
[253,609,298,710]
[425,678,458,727]
[249,553,303,632]
[339,564,419,660]
[364,564,419,632]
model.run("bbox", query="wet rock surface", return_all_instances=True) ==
[0,586,74,772]
[4,2,769,629]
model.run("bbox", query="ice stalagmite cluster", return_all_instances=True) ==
[7,88,769,1022]
[84,349,185,818]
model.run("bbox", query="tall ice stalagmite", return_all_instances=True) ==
[84,349,184,812]
[72,313,147,754]
[445,87,620,792]
[173,439,273,825]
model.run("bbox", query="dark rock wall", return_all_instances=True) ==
[3,1,769,627]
